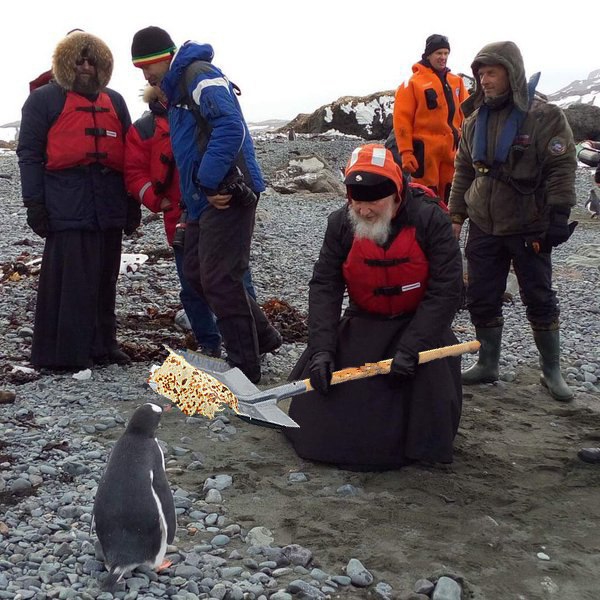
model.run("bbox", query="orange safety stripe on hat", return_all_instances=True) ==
[132,49,174,68]
[345,144,404,195]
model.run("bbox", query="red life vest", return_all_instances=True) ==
[46,91,125,172]
[343,227,429,315]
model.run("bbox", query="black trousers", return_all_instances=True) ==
[182,200,256,319]
[31,228,122,369]
[465,222,558,327]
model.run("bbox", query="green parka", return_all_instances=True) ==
[448,41,576,236]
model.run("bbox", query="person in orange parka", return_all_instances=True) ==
[393,34,468,202]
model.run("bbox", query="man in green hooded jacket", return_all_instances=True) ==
[448,41,577,402]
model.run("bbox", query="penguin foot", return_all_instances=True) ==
[101,570,123,592]
[156,559,173,572]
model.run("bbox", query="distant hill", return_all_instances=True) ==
[278,68,600,141]
[3,71,600,143]
[247,119,290,133]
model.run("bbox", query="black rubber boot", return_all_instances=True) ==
[217,316,261,383]
[532,328,574,402]
[461,326,502,385]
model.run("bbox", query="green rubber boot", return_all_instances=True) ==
[462,326,502,385]
[532,328,574,402]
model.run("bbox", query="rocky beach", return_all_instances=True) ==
[1,135,600,600]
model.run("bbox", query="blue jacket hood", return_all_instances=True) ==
[161,41,214,102]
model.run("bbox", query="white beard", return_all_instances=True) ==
[348,202,394,245]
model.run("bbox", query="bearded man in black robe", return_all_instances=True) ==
[286,144,463,471]
[17,32,139,370]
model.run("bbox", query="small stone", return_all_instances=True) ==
[0,390,16,404]
[537,552,551,561]
[247,526,274,547]
[211,534,230,546]
[205,488,222,503]
[432,576,462,600]
[414,579,435,595]
[345,558,373,587]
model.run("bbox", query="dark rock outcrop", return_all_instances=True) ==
[279,91,395,141]
[562,104,600,142]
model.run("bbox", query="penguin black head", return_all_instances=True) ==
[125,403,163,437]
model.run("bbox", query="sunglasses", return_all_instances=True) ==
[75,56,96,67]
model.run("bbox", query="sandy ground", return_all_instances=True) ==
[114,362,599,600]
[123,211,600,600]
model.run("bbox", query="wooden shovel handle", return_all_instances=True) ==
[304,340,480,391]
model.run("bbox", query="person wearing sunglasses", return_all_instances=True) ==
[17,31,140,371]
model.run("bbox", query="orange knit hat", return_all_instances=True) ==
[344,144,403,201]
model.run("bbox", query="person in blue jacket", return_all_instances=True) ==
[130,26,281,383]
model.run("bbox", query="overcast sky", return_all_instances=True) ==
[2,0,599,128]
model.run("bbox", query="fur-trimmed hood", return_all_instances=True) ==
[143,84,162,104]
[461,41,528,117]
[52,31,113,91]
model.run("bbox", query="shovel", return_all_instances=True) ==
[178,340,480,429]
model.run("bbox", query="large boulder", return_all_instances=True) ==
[562,103,600,142]
[280,91,395,141]
[270,154,345,195]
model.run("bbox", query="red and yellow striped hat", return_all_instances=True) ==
[131,26,176,68]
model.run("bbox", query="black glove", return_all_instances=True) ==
[308,351,335,395]
[544,207,577,250]
[390,344,419,381]
[26,203,49,238]
[124,196,142,235]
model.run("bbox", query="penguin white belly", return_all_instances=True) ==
[148,468,168,568]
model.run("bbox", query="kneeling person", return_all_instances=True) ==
[286,144,463,470]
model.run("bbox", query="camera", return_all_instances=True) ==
[172,209,187,248]
[219,167,257,207]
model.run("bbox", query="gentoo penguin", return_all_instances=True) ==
[585,188,600,219]
[92,402,176,590]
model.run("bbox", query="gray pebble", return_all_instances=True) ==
[345,558,373,587]
[432,576,462,600]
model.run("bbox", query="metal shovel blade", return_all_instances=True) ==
[178,340,480,430]
[179,350,302,428]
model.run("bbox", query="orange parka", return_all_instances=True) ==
[393,63,468,196]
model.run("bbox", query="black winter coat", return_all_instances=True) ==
[17,83,132,231]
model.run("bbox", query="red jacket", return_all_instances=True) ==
[124,102,181,245]
[29,69,53,92]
